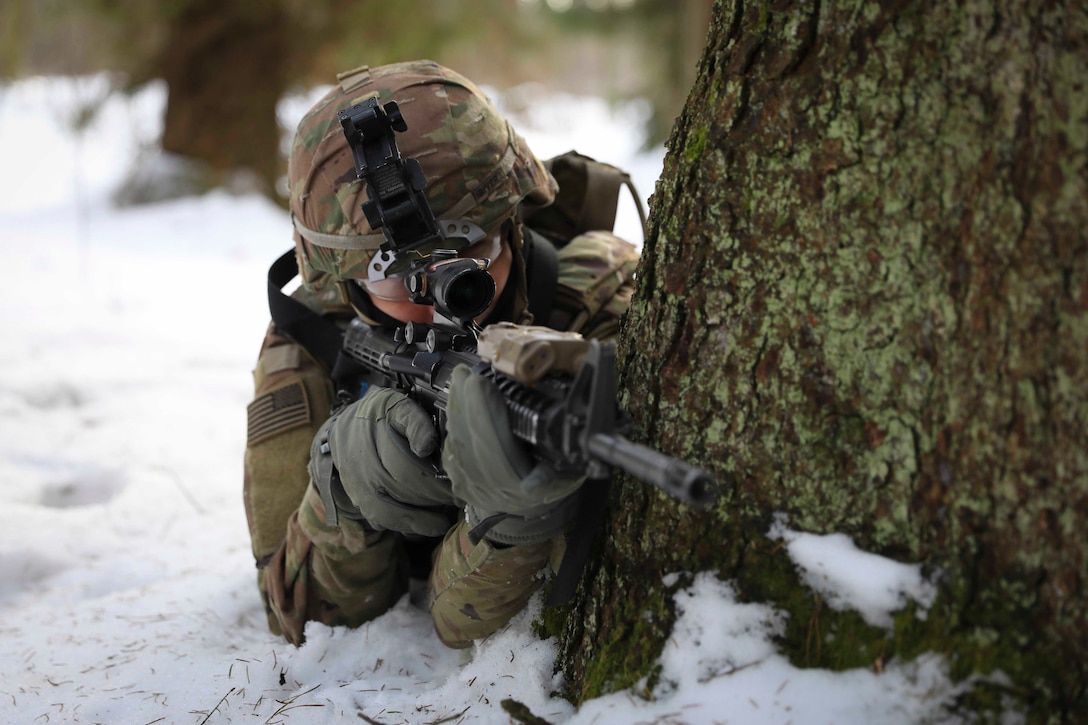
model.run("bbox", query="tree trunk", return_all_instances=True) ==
[158,0,287,194]
[550,0,1088,720]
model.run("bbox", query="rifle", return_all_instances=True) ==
[333,98,718,509]
[341,317,718,507]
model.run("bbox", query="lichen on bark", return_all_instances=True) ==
[551,0,1088,721]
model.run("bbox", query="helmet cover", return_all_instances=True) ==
[288,59,557,281]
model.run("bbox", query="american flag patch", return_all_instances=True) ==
[247,381,311,446]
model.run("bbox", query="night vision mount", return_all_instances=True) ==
[337,99,495,329]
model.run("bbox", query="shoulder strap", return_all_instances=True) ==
[267,250,344,372]
[521,227,560,326]
[580,161,647,242]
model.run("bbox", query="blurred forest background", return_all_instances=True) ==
[0,0,712,203]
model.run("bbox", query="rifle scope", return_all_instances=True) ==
[406,252,496,321]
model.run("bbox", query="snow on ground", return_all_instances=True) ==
[0,75,1001,724]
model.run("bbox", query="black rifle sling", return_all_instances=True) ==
[267,250,344,373]
[522,227,559,326]
[546,475,609,606]
[523,229,608,607]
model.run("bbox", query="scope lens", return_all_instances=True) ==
[434,266,495,319]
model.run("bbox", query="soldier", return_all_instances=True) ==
[244,60,639,647]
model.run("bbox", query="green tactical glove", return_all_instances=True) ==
[442,364,584,546]
[309,387,457,538]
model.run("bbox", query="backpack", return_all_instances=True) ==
[524,150,647,247]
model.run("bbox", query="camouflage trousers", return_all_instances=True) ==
[244,325,554,647]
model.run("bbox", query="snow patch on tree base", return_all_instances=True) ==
[768,512,938,628]
[568,572,1019,725]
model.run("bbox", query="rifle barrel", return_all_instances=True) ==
[586,433,718,507]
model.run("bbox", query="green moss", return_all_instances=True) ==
[683,124,709,165]
[533,597,570,643]
[576,585,673,701]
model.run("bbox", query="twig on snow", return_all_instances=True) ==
[196,687,235,725]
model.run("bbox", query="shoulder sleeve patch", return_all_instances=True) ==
[261,344,302,376]
[247,380,312,446]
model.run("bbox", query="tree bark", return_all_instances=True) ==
[552,0,1088,720]
[158,0,287,194]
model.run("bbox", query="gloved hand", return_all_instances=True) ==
[442,365,584,546]
[309,387,457,538]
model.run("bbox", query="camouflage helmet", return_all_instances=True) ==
[288,60,558,281]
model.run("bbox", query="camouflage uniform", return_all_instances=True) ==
[243,60,638,647]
